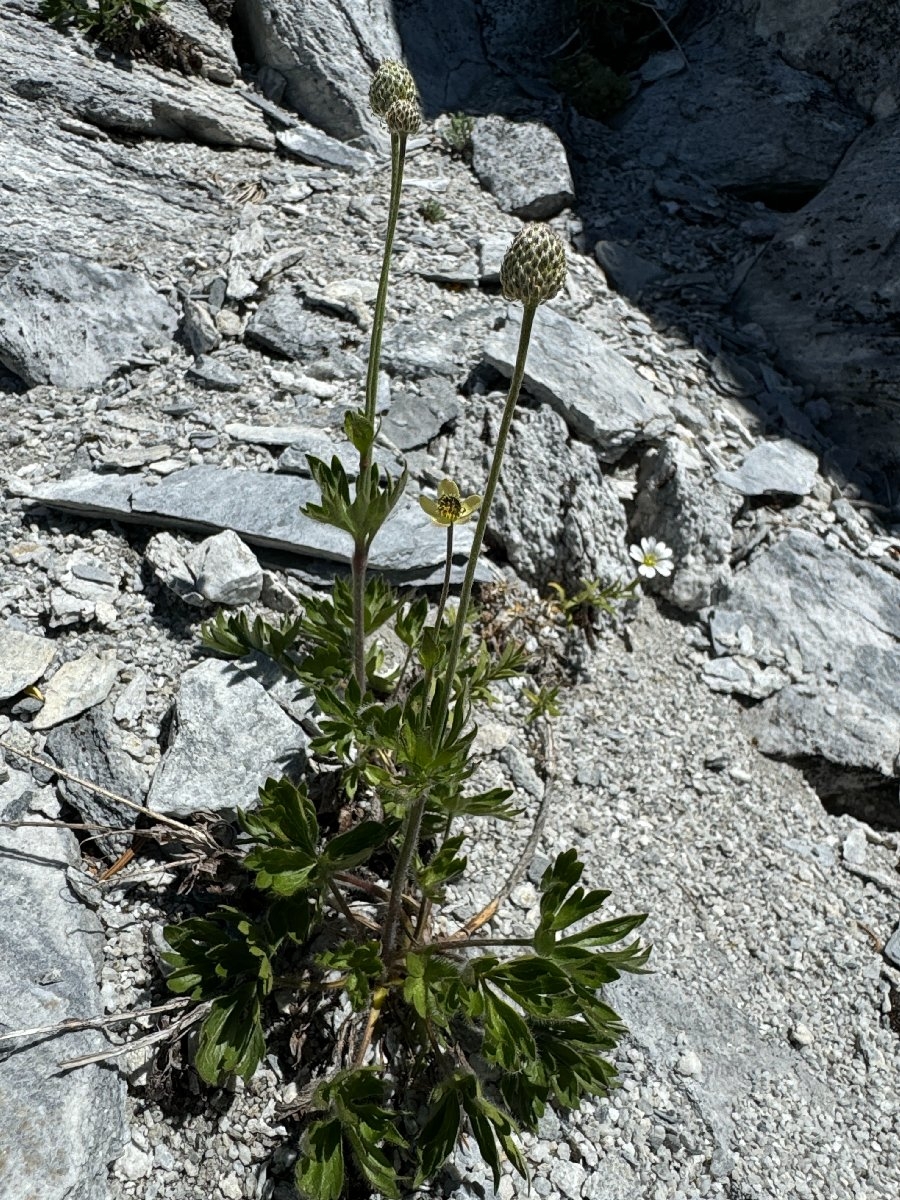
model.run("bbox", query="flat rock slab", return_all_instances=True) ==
[484,306,672,461]
[28,466,471,575]
[33,653,119,731]
[0,627,56,700]
[276,127,375,173]
[147,658,308,818]
[471,115,574,220]
[0,253,178,390]
[717,439,819,497]
[707,530,900,778]
[0,769,126,1200]
[380,380,462,451]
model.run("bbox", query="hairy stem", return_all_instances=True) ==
[434,523,454,633]
[351,537,368,694]
[365,132,406,424]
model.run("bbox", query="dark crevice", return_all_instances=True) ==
[792,756,900,832]
[725,183,824,212]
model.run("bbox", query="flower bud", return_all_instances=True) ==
[385,97,422,136]
[500,224,568,307]
[370,59,417,118]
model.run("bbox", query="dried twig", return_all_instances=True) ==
[0,997,190,1046]
[56,1001,210,1071]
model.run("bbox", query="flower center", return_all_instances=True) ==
[437,495,462,521]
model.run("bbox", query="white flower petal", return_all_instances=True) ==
[629,544,644,563]
[638,563,656,578]
[655,561,674,577]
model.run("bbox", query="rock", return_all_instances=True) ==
[0,768,126,1200]
[381,317,472,380]
[884,925,900,970]
[477,235,508,284]
[716,440,819,497]
[841,827,868,867]
[701,655,788,700]
[633,440,739,611]
[28,466,472,576]
[226,217,267,303]
[734,115,900,411]
[594,241,663,296]
[0,627,56,700]
[32,653,119,731]
[446,397,630,592]
[0,254,178,390]
[246,287,345,361]
[277,127,375,173]
[147,659,307,818]
[380,379,462,450]
[185,355,243,391]
[614,20,863,199]
[470,116,574,220]
[788,1023,814,1049]
[708,531,900,781]
[239,0,401,146]
[145,532,205,607]
[186,531,264,606]
[0,3,274,151]
[114,672,149,725]
[45,707,146,859]
[276,433,401,479]
[675,1049,703,1077]
[750,0,900,117]
[181,297,221,357]
[484,306,671,462]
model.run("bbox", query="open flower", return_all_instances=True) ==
[629,537,674,579]
[419,479,481,526]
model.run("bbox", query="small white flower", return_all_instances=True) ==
[629,537,674,579]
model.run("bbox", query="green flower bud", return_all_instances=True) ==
[500,224,568,307]
[369,59,417,118]
[385,97,422,136]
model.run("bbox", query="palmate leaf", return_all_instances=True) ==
[309,1069,408,1199]
[416,834,467,899]
[403,953,468,1025]
[194,982,266,1084]
[316,940,383,1011]
[415,1083,462,1185]
[239,776,318,856]
[200,610,304,675]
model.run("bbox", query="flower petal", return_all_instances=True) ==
[437,478,460,499]
[638,563,656,578]
[629,544,644,563]
[419,496,441,519]
[655,561,674,577]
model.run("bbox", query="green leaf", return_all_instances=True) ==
[481,986,536,1070]
[243,846,318,895]
[240,776,319,856]
[403,953,466,1025]
[322,820,394,871]
[316,940,383,1011]
[415,1085,462,1185]
[195,984,265,1084]
[296,1119,345,1200]
[344,409,376,456]
[417,835,467,899]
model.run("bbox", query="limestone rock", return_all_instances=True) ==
[633,440,740,611]
[0,769,126,1200]
[0,254,177,390]
[147,658,307,818]
[594,241,663,297]
[484,306,671,461]
[45,707,145,859]
[186,530,264,606]
[716,440,819,497]
[734,115,900,411]
[707,531,900,780]
[614,20,863,199]
[238,0,401,147]
[471,116,574,220]
[32,653,119,731]
[277,127,375,173]
[245,288,345,361]
[380,379,462,451]
[0,627,56,700]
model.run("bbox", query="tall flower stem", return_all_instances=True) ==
[381,302,538,961]
[350,131,408,696]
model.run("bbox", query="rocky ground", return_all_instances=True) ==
[0,3,898,1200]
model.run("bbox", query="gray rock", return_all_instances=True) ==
[614,20,864,197]
[841,827,868,867]
[277,127,375,173]
[185,355,243,391]
[884,925,900,970]
[45,706,145,859]
[246,288,344,361]
[239,0,401,146]
[735,115,900,410]
[708,531,900,779]
[470,116,574,220]
[0,769,126,1200]
[750,0,900,118]
[276,433,401,479]
[32,653,119,731]
[0,627,56,700]
[145,532,205,607]
[477,235,508,284]
[484,306,672,462]
[28,465,472,577]
[186,530,264,606]
[446,396,630,592]
[181,297,221,357]
[114,672,149,725]
[147,658,307,818]
[716,440,819,497]
[594,241,663,296]
[381,379,462,450]
[0,254,178,390]
[633,440,739,611]
[381,318,472,380]
[0,3,273,151]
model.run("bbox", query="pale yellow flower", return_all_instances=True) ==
[418,479,481,526]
